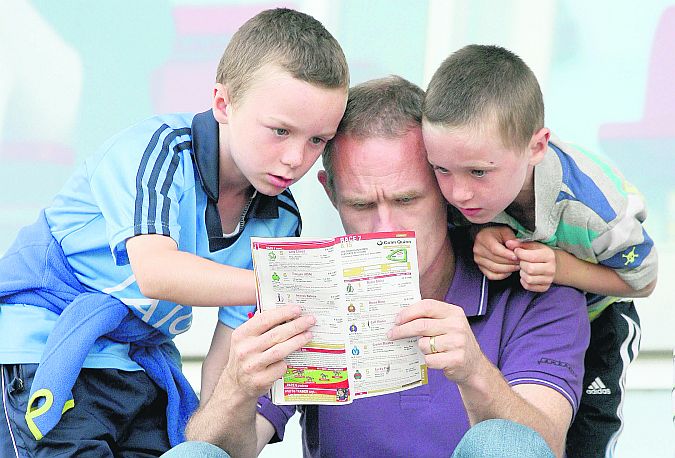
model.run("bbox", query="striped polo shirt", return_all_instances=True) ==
[489,134,657,319]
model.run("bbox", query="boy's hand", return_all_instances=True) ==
[473,226,520,280]
[223,305,315,399]
[505,240,556,292]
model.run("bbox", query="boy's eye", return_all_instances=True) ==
[471,170,486,178]
[273,128,289,136]
[432,165,449,175]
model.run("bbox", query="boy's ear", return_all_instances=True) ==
[212,83,232,124]
[317,170,337,208]
[528,127,550,166]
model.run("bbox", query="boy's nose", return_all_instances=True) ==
[280,145,304,169]
[452,180,473,204]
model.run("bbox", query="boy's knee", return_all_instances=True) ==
[452,419,554,458]
[161,441,231,458]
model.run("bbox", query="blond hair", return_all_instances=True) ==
[424,44,544,150]
[216,8,349,103]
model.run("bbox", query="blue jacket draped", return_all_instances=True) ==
[0,211,198,446]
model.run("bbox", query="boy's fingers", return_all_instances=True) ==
[520,260,555,277]
[476,241,518,262]
[513,247,552,263]
[520,270,553,286]
[504,239,526,251]
[520,276,551,292]
[476,251,519,265]
[478,258,521,274]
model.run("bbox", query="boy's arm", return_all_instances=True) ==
[507,240,657,297]
[552,249,657,297]
[200,321,233,404]
[126,234,256,307]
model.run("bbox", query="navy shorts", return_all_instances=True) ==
[1,364,170,457]
[566,301,641,458]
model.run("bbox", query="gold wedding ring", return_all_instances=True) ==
[429,335,438,354]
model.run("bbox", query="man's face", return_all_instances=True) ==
[423,121,538,224]
[219,64,347,196]
[323,128,448,278]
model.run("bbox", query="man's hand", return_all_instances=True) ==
[387,298,572,458]
[387,299,486,384]
[223,305,316,398]
[185,304,314,457]
[505,239,557,293]
[473,226,520,281]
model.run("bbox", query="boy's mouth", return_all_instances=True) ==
[459,207,482,217]
[267,174,293,188]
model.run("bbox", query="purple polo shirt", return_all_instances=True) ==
[257,229,589,457]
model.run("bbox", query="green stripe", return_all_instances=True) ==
[554,221,597,249]
[588,297,619,321]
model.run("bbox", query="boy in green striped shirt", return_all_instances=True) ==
[422,44,657,458]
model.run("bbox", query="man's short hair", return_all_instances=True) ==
[423,44,544,150]
[322,75,425,190]
[216,8,349,103]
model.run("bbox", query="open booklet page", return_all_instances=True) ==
[251,231,428,406]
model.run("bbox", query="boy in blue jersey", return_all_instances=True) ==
[0,8,348,457]
[422,44,657,458]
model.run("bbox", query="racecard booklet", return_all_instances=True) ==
[251,231,428,406]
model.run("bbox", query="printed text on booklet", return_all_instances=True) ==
[251,231,428,405]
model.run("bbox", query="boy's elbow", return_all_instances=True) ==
[635,278,657,298]
[134,271,165,300]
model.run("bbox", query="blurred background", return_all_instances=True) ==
[1,0,672,456]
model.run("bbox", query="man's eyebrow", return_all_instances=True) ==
[340,196,370,205]
[392,190,421,199]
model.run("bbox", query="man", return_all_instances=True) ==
[166,76,590,458]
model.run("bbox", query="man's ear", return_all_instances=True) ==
[212,83,232,124]
[528,127,550,166]
[317,170,337,208]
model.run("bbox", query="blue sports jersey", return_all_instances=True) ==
[0,109,301,367]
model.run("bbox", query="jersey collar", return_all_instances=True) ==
[191,109,282,251]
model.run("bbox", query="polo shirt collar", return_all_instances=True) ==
[443,229,489,317]
[191,109,280,220]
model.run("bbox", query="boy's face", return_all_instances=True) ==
[319,128,449,280]
[215,65,347,196]
[422,120,545,224]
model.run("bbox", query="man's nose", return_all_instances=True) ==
[373,205,398,232]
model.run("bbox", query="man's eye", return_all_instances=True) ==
[471,170,486,178]
[397,197,415,204]
[310,137,325,145]
[273,128,289,136]
[433,165,449,175]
